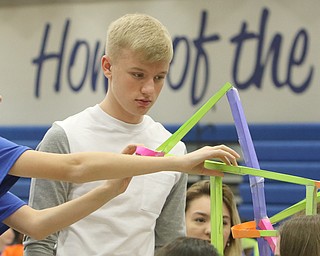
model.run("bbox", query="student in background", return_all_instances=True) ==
[155,237,219,256]
[1,229,23,256]
[275,214,320,256]
[0,229,14,255]
[185,180,243,256]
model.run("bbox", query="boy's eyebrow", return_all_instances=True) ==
[130,67,144,71]
[130,67,168,74]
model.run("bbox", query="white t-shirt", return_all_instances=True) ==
[51,105,187,255]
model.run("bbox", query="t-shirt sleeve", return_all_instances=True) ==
[0,192,26,235]
[0,137,30,197]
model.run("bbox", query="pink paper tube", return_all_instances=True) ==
[135,146,165,157]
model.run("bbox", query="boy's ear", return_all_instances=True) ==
[101,56,112,77]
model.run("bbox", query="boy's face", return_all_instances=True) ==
[102,49,170,124]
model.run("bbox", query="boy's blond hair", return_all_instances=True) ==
[105,13,173,63]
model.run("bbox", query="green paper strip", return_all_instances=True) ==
[306,185,317,215]
[259,230,278,237]
[269,192,320,224]
[210,176,224,255]
[156,82,232,154]
[204,161,318,187]
[205,161,320,228]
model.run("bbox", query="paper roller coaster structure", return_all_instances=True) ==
[205,83,319,256]
[137,82,319,256]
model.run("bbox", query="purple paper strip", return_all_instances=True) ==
[227,88,271,256]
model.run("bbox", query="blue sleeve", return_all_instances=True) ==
[0,136,30,197]
[0,192,26,235]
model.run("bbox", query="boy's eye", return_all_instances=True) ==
[132,73,144,78]
[154,75,165,81]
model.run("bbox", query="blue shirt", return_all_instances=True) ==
[0,136,29,234]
